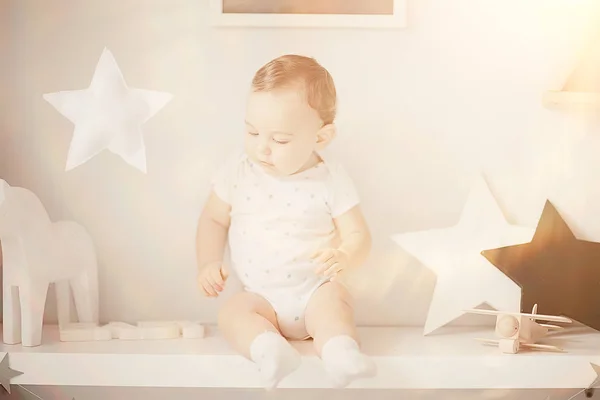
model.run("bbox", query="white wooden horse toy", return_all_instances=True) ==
[0,179,99,346]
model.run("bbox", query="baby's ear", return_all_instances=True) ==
[316,123,336,150]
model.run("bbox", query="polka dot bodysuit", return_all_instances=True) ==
[211,151,360,339]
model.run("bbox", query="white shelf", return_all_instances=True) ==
[2,324,600,389]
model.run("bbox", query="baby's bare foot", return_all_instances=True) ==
[321,335,377,388]
[250,331,301,390]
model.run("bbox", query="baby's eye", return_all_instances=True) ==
[247,131,259,136]
[273,139,290,145]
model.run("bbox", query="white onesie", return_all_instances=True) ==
[211,151,360,340]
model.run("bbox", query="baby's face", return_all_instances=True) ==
[244,87,324,176]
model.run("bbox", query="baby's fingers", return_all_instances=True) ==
[312,250,333,270]
[323,263,342,277]
[220,265,229,281]
[207,273,224,292]
[210,268,225,287]
[312,249,332,262]
[200,278,218,297]
[202,284,217,297]
[315,256,336,275]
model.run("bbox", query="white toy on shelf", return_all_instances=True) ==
[105,321,136,339]
[463,304,572,354]
[59,322,112,342]
[0,179,99,347]
[135,321,205,339]
[118,321,180,340]
[58,321,205,341]
[179,321,205,339]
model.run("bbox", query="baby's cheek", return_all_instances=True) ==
[273,156,298,175]
[279,149,309,173]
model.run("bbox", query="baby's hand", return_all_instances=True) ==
[311,248,350,281]
[197,261,229,297]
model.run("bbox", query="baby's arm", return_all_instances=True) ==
[196,191,231,270]
[333,205,372,270]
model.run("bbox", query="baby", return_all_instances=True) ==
[196,54,376,389]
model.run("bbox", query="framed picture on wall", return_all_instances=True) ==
[209,0,407,29]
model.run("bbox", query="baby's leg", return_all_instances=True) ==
[304,281,376,388]
[218,291,301,389]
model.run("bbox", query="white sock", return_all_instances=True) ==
[249,331,301,390]
[320,335,377,388]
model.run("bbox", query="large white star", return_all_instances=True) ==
[43,47,172,173]
[391,176,536,335]
[588,363,600,390]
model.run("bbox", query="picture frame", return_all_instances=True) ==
[209,0,407,29]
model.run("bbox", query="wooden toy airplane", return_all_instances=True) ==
[463,304,572,354]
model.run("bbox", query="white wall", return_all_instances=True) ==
[1,0,599,327]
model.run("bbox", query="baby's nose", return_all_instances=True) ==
[257,142,271,154]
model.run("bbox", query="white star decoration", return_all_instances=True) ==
[391,176,536,335]
[43,47,172,173]
[588,363,600,389]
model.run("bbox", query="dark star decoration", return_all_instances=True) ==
[481,200,600,331]
[0,353,23,394]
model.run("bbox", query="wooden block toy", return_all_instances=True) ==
[59,323,112,342]
[118,321,180,340]
[58,321,207,342]
[105,322,137,339]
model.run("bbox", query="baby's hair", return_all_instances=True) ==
[252,54,337,125]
